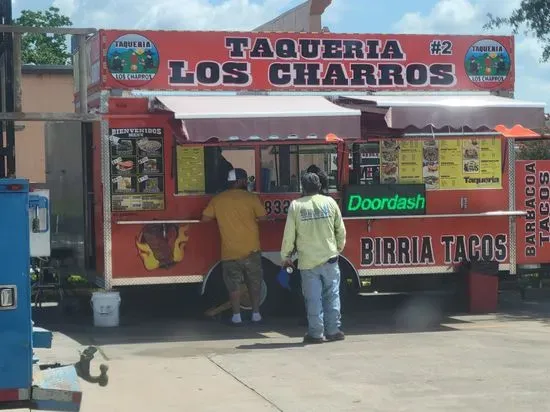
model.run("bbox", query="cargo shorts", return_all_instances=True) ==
[222,251,263,293]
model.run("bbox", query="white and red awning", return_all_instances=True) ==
[153,95,361,142]
[342,94,546,133]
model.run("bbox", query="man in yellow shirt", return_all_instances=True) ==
[202,168,268,325]
[281,173,347,344]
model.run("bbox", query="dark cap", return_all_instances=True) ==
[306,164,321,174]
[301,172,322,194]
[306,164,328,192]
[227,168,248,182]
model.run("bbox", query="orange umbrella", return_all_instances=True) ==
[495,124,541,139]
[325,133,343,142]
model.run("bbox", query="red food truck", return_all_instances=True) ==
[64,29,548,314]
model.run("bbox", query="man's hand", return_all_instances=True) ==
[282,258,294,269]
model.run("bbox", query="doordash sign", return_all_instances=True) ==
[516,161,550,264]
[343,184,426,217]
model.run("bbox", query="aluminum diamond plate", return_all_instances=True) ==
[508,137,517,275]
[100,90,113,290]
[110,275,204,286]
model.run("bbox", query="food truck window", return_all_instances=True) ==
[259,144,338,193]
[175,145,256,195]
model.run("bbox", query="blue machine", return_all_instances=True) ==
[0,179,84,411]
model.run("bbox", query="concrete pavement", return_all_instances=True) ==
[20,292,550,412]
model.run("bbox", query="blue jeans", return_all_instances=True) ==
[300,260,342,338]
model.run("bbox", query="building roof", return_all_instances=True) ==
[253,0,332,31]
[22,64,73,75]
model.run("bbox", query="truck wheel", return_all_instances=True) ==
[202,259,276,317]
[259,258,298,317]
[338,259,360,315]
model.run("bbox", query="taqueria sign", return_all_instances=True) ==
[98,30,515,92]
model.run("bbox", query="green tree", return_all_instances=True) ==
[485,0,550,62]
[517,140,550,160]
[516,116,550,160]
[15,7,73,65]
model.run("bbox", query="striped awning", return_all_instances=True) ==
[342,94,546,131]
[153,95,361,142]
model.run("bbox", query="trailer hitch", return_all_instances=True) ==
[75,346,109,387]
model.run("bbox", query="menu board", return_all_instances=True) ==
[379,137,502,190]
[176,146,205,193]
[109,127,165,211]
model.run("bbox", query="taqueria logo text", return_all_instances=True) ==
[168,37,457,88]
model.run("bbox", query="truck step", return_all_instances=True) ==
[33,327,53,349]
[32,365,82,412]
[358,290,455,297]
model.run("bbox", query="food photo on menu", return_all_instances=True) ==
[463,139,480,174]
[380,140,399,184]
[114,158,135,174]
[422,140,440,189]
[139,176,163,194]
[142,158,159,173]
[139,157,163,174]
[380,148,398,163]
[137,138,162,155]
[114,139,135,156]
[115,176,136,193]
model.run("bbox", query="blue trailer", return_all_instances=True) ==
[0,178,106,411]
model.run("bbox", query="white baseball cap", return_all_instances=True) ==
[227,168,248,182]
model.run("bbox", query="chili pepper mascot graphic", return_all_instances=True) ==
[135,223,189,271]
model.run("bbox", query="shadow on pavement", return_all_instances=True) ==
[236,342,306,350]
[30,285,550,347]
[31,285,465,347]
[494,289,550,326]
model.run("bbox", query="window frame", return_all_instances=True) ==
[257,141,341,195]
[174,140,343,196]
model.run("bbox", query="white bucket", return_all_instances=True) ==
[91,291,121,327]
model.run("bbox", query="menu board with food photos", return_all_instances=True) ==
[379,137,502,190]
[109,127,165,211]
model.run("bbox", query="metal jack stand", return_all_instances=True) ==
[75,347,109,387]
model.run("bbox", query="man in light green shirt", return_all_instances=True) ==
[281,173,347,344]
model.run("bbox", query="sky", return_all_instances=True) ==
[13,0,550,110]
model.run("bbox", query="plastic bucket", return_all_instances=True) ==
[91,291,121,327]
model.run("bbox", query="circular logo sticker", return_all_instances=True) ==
[107,34,159,87]
[464,39,511,88]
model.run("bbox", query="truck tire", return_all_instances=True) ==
[260,257,301,316]
[338,258,360,315]
[202,258,284,317]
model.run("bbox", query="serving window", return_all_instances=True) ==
[259,144,338,193]
[176,145,256,195]
[350,137,503,190]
